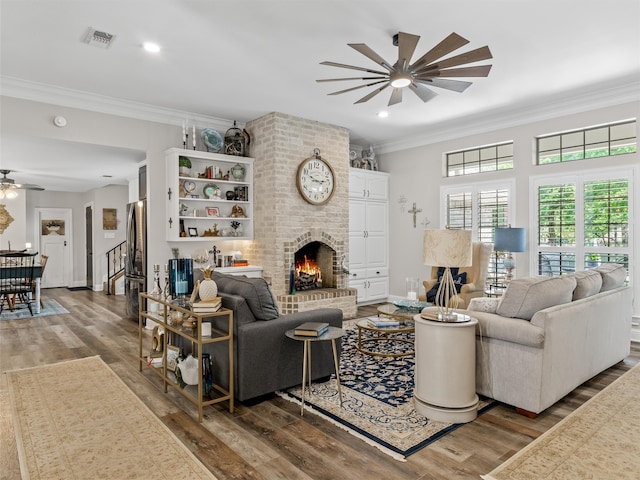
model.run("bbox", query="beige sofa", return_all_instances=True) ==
[425,264,632,415]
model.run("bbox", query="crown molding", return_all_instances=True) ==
[0,76,235,132]
[376,78,640,154]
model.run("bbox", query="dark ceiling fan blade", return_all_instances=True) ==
[396,32,420,68]
[349,43,393,70]
[327,80,388,96]
[388,87,403,106]
[20,184,45,191]
[414,77,473,92]
[414,46,492,74]
[355,83,390,104]
[410,32,469,70]
[437,65,493,77]
[409,83,438,103]
[320,61,388,76]
[316,76,387,83]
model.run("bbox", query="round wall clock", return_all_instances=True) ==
[296,153,335,205]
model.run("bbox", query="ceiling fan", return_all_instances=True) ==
[317,31,493,106]
[0,169,44,199]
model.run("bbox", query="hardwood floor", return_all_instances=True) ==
[1,289,638,480]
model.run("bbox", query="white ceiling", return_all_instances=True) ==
[1,0,639,192]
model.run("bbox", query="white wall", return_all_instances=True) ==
[0,193,27,250]
[380,101,640,325]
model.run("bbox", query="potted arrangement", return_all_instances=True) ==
[179,156,192,176]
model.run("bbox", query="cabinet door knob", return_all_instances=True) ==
[352,273,357,277]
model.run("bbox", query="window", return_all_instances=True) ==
[537,119,636,165]
[534,171,631,280]
[446,142,513,177]
[444,182,513,285]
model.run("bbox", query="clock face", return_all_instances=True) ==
[296,157,335,205]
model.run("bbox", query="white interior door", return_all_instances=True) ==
[36,208,72,288]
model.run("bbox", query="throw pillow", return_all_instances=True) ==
[211,272,280,320]
[426,271,467,304]
[496,275,577,321]
[594,263,626,292]
[568,270,603,300]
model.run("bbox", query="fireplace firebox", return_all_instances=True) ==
[294,241,335,291]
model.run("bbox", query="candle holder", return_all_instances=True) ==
[183,133,189,150]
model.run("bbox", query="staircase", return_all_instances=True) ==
[106,241,126,295]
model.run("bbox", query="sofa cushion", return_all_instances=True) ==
[211,273,279,320]
[594,263,626,292]
[496,275,577,320]
[568,270,603,300]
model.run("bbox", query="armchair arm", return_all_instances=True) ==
[460,282,477,294]
[423,279,437,291]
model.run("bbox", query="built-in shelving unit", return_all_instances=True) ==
[165,148,254,242]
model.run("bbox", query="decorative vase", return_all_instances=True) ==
[230,163,245,181]
[198,266,218,301]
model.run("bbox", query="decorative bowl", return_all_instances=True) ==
[201,128,223,153]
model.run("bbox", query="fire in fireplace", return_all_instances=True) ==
[294,241,333,291]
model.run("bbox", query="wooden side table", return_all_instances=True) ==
[413,313,479,423]
[285,326,345,416]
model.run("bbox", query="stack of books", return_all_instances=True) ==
[190,297,222,313]
[294,321,329,337]
[233,259,249,267]
[367,316,400,328]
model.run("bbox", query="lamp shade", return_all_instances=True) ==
[494,227,526,253]
[423,229,472,267]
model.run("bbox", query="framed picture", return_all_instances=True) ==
[188,227,198,237]
[102,208,117,230]
[166,345,180,372]
[206,206,220,217]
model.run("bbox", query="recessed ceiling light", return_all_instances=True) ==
[143,42,161,53]
[377,111,389,118]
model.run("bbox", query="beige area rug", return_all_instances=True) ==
[483,362,640,480]
[6,356,217,480]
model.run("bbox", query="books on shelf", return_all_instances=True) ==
[367,316,400,328]
[190,296,222,313]
[294,321,329,337]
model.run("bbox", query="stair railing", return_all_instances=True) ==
[106,241,126,295]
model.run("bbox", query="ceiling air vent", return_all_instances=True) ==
[83,28,115,48]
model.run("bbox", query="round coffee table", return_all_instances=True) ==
[356,317,415,358]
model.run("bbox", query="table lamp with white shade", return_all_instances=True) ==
[423,228,472,322]
[494,227,526,283]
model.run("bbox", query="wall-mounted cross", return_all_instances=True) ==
[408,202,422,228]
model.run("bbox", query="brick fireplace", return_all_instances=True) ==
[245,112,357,318]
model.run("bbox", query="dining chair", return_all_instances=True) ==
[0,252,37,315]
[34,254,48,308]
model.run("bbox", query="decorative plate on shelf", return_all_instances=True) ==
[201,128,223,153]
[393,299,431,311]
[203,183,220,199]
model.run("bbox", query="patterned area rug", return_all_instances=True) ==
[483,362,640,480]
[278,320,495,461]
[0,299,69,320]
[6,356,217,480]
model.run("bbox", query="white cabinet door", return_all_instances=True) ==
[349,169,367,198]
[366,276,389,300]
[366,173,389,200]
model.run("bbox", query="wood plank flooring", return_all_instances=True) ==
[1,289,638,479]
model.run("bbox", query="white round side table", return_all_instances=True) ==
[413,313,479,423]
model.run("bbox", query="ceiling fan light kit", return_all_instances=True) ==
[0,170,44,198]
[317,31,492,106]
